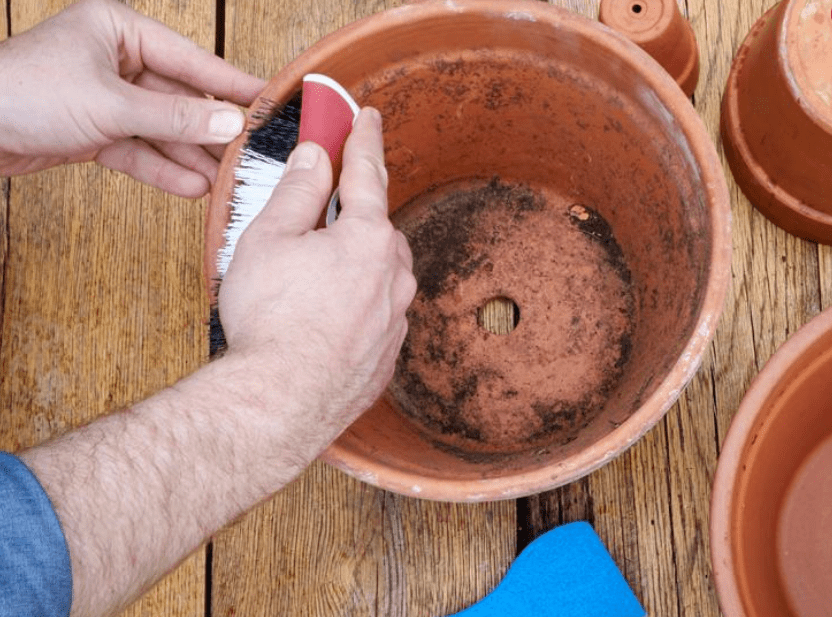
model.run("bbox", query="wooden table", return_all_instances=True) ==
[1,0,822,615]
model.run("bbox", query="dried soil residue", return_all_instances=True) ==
[389,178,636,459]
[403,177,544,301]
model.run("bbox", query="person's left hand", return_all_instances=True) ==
[0,0,266,197]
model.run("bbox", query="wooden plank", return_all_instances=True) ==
[381,495,516,615]
[660,1,746,615]
[212,0,517,615]
[694,0,758,448]
[212,463,385,616]
[819,245,832,310]
[556,0,599,18]
[0,0,217,615]
[213,463,515,616]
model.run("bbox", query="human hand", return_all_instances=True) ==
[218,107,416,448]
[0,0,266,197]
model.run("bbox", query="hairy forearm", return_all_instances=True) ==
[19,352,325,617]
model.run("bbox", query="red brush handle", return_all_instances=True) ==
[298,74,360,167]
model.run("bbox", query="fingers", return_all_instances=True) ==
[110,0,265,106]
[96,139,210,198]
[204,144,227,161]
[150,141,219,186]
[255,141,333,236]
[132,68,206,100]
[337,107,416,310]
[131,71,224,181]
[337,108,389,221]
[114,82,246,145]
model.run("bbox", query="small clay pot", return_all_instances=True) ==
[711,307,832,617]
[721,0,832,243]
[209,0,731,501]
[599,0,700,97]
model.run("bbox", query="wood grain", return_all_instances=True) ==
[212,0,516,615]
[0,0,216,615]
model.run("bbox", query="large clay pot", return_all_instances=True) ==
[721,0,832,243]
[711,307,832,617]
[209,0,731,501]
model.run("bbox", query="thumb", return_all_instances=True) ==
[114,82,246,144]
[256,141,333,236]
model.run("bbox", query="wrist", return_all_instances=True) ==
[167,350,333,494]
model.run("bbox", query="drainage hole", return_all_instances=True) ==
[631,3,643,13]
[478,296,521,335]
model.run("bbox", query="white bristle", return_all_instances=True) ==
[217,148,287,277]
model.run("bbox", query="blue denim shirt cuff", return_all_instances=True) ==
[0,452,72,617]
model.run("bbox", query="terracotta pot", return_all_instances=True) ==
[208,0,731,501]
[599,0,700,97]
[711,307,832,617]
[721,0,832,243]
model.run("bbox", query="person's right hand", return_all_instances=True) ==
[218,107,416,448]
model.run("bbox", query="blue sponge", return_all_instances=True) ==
[448,522,645,617]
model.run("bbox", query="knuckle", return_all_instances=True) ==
[396,229,413,257]
[170,97,197,138]
[359,152,388,189]
[279,178,325,209]
[119,142,140,175]
[369,221,397,252]
[401,271,418,304]
[78,0,105,13]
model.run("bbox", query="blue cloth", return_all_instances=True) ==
[0,453,72,617]
[450,522,645,617]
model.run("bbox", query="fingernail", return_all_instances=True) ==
[209,109,245,141]
[286,141,321,171]
[363,107,382,129]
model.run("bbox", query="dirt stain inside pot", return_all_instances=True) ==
[387,177,636,458]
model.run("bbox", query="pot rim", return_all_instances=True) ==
[781,0,832,136]
[710,307,832,616]
[217,0,733,501]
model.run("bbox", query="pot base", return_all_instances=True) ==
[389,177,636,459]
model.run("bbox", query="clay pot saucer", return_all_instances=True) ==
[208,0,731,501]
[711,307,832,616]
[721,0,832,243]
[599,0,700,97]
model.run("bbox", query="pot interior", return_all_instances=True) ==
[314,8,713,487]
[729,333,832,616]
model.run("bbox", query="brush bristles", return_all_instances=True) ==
[216,92,302,278]
[217,151,286,276]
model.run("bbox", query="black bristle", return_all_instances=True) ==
[246,90,303,163]
[209,307,228,357]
